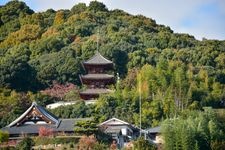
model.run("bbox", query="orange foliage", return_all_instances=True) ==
[42,27,59,37]
[0,24,41,48]
[77,135,97,150]
[53,11,65,25]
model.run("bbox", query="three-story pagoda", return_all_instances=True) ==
[79,52,114,100]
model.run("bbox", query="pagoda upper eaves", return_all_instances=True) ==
[83,52,113,66]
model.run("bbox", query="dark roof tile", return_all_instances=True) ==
[84,52,112,65]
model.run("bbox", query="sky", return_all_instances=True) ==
[1,0,225,40]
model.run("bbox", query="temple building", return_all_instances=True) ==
[79,52,115,100]
[1,102,89,139]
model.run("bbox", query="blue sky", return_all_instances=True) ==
[1,0,225,40]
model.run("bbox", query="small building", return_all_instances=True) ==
[146,126,163,147]
[98,118,140,148]
[1,102,89,139]
[79,52,115,100]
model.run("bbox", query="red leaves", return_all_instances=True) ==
[38,126,53,137]
[41,81,77,99]
[77,135,97,150]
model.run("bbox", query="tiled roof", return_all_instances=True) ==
[83,52,112,65]
[7,102,59,127]
[2,124,56,135]
[2,118,91,135]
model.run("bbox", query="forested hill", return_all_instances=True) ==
[0,0,225,128]
[0,0,224,91]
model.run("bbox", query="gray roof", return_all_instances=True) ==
[81,74,114,80]
[84,52,112,65]
[2,118,91,135]
[7,102,60,127]
[2,124,56,135]
[57,119,79,131]
[146,126,161,133]
[80,88,113,95]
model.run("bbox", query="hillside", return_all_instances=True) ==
[0,1,225,128]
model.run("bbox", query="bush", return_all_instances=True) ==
[93,143,108,150]
[133,137,157,150]
[34,136,80,145]
[16,137,34,150]
[0,130,9,144]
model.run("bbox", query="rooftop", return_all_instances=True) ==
[2,118,91,135]
[146,126,161,133]
[83,52,112,65]
[8,102,59,127]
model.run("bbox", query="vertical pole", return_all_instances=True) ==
[139,73,142,137]
[97,27,99,53]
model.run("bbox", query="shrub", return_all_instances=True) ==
[133,137,157,150]
[0,130,9,144]
[16,137,34,150]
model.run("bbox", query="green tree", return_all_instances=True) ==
[133,137,157,150]
[0,130,9,144]
[53,11,65,26]
[162,109,225,150]
[16,137,34,150]
[71,3,87,14]
[88,1,108,12]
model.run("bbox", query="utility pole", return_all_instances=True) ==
[139,73,142,137]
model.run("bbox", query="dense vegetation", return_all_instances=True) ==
[162,108,225,150]
[0,1,224,148]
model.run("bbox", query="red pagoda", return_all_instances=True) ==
[79,52,114,100]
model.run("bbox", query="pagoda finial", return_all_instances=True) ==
[97,27,100,53]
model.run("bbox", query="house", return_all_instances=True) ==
[1,102,89,139]
[98,117,140,148]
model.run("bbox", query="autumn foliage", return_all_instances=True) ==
[77,135,97,150]
[38,126,53,137]
[41,81,76,99]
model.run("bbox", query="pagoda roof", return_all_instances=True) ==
[83,52,113,65]
[7,102,60,127]
[81,74,114,80]
[79,88,113,95]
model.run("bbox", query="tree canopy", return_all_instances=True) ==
[0,1,224,143]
